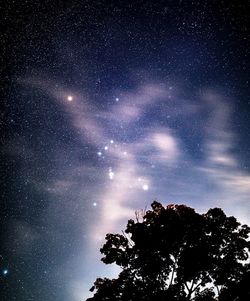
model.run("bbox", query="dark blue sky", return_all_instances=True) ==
[1,1,250,300]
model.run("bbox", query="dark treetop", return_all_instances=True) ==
[87,201,250,301]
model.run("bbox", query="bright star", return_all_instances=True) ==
[3,269,8,275]
[110,140,114,144]
[97,151,102,156]
[93,202,97,207]
[115,97,119,102]
[67,95,73,101]
[142,184,149,191]
[104,146,108,150]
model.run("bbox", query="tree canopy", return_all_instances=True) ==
[86,201,250,301]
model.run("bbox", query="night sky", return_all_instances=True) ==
[1,1,250,300]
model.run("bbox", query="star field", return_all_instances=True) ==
[1,1,250,301]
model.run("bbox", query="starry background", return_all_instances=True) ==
[1,1,250,300]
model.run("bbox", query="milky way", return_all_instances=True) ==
[1,2,250,301]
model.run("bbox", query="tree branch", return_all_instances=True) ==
[169,255,176,287]
[187,280,194,299]
[215,285,221,296]
[184,282,190,295]
[169,265,175,286]
[191,281,202,294]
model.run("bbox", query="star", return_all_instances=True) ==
[142,184,149,191]
[67,95,73,101]
[92,202,97,207]
[3,269,8,276]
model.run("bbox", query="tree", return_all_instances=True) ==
[86,201,250,301]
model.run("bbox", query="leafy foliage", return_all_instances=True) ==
[86,202,250,300]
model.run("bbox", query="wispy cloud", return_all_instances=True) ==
[19,76,250,300]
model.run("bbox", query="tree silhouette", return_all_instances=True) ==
[86,201,250,301]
